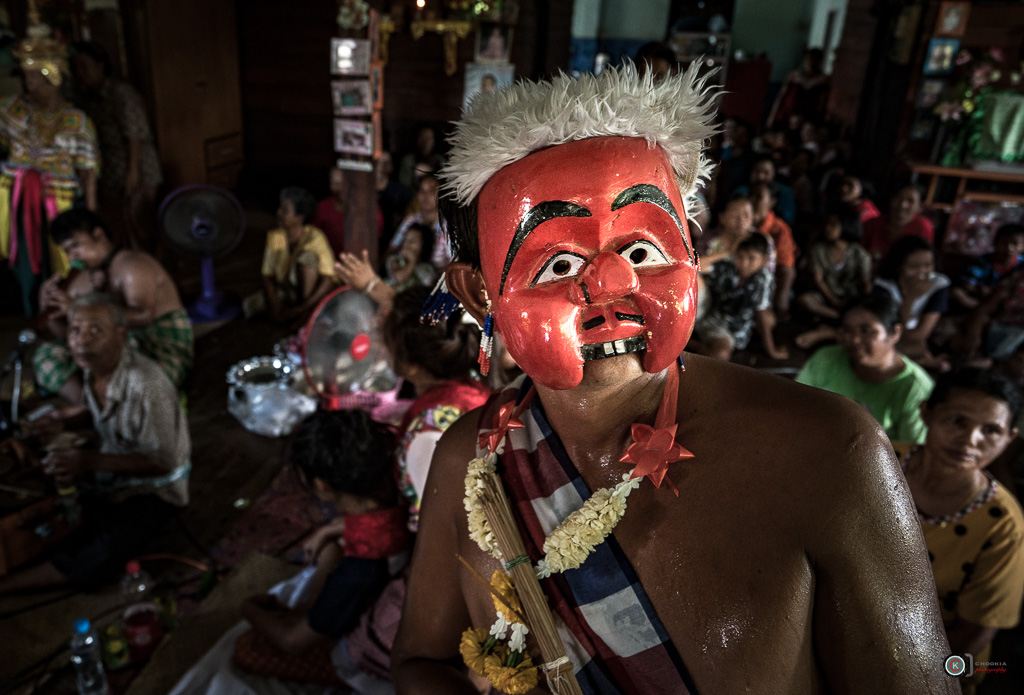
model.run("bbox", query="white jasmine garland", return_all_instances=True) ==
[489,611,509,641]
[509,622,529,653]
[465,453,503,558]
[466,450,644,578]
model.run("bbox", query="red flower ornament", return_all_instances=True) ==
[478,400,528,454]
[621,422,693,495]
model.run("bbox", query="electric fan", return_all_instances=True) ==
[158,184,246,322]
[302,287,398,411]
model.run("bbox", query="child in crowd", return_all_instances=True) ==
[861,184,934,266]
[260,186,338,323]
[951,223,1024,311]
[749,181,798,315]
[795,209,872,348]
[169,409,408,694]
[388,174,450,270]
[384,222,437,293]
[838,174,880,223]
[733,153,797,225]
[698,196,755,268]
[956,255,1024,363]
[34,208,193,402]
[874,236,950,371]
[694,233,789,362]
[383,286,490,531]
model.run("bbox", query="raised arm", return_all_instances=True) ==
[392,413,482,695]
[806,410,958,693]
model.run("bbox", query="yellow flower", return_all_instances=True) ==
[490,570,524,620]
[459,627,494,677]
[485,649,540,695]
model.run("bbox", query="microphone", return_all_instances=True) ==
[3,329,37,371]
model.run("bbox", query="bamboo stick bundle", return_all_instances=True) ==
[478,466,583,695]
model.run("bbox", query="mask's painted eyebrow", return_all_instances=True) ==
[611,184,692,262]
[500,200,591,295]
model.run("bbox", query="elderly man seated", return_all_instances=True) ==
[0,293,190,593]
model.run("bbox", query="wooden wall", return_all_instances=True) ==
[234,0,338,202]
[825,0,875,135]
[121,0,244,189]
[235,0,575,200]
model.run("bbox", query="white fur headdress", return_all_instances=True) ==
[442,63,720,209]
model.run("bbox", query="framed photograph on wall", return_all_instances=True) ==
[916,78,947,109]
[923,38,959,75]
[331,38,371,75]
[475,22,512,63]
[935,2,970,37]
[332,80,372,116]
[463,62,515,110]
[370,63,384,110]
[334,118,374,156]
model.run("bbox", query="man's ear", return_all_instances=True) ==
[446,262,488,324]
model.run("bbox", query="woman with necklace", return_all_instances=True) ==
[0,7,98,316]
[797,290,934,445]
[902,368,1024,693]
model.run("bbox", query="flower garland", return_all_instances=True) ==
[466,451,643,576]
[465,365,691,578]
[461,365,691,693]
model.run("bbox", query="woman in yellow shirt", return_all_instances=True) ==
[903,367,1024,693]
[260,186,337,323]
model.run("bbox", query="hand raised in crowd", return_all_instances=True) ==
[39,273,70,316]
[335,249,379,293]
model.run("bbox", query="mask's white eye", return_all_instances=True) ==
[617,239,670,267]
[532,251,587,286]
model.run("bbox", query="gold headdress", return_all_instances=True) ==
[12,0,68,87]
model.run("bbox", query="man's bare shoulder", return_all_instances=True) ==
[109,250,172,281]
[683,352,889,453]
[679,353,899,515]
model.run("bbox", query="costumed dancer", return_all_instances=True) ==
[392,67,959,693]
[0,0,99,316]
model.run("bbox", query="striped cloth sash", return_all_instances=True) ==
[476,376,698,695]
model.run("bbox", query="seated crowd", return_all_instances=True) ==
[2,54,1024,695]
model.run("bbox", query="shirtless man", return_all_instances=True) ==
[34,208,192,402]
[392,68,957,693]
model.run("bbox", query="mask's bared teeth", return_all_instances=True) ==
[580,336,646,361]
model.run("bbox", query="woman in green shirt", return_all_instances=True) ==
[797,291,934,444]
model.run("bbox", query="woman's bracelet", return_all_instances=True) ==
[364,277,380,295]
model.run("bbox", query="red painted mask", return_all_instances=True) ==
[477,136,697,390]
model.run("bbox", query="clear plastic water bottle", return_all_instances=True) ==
[120,560,153,602]
[120,560,163,662]
[70,618,109,695]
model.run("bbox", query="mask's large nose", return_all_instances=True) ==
[570,252,638,304]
